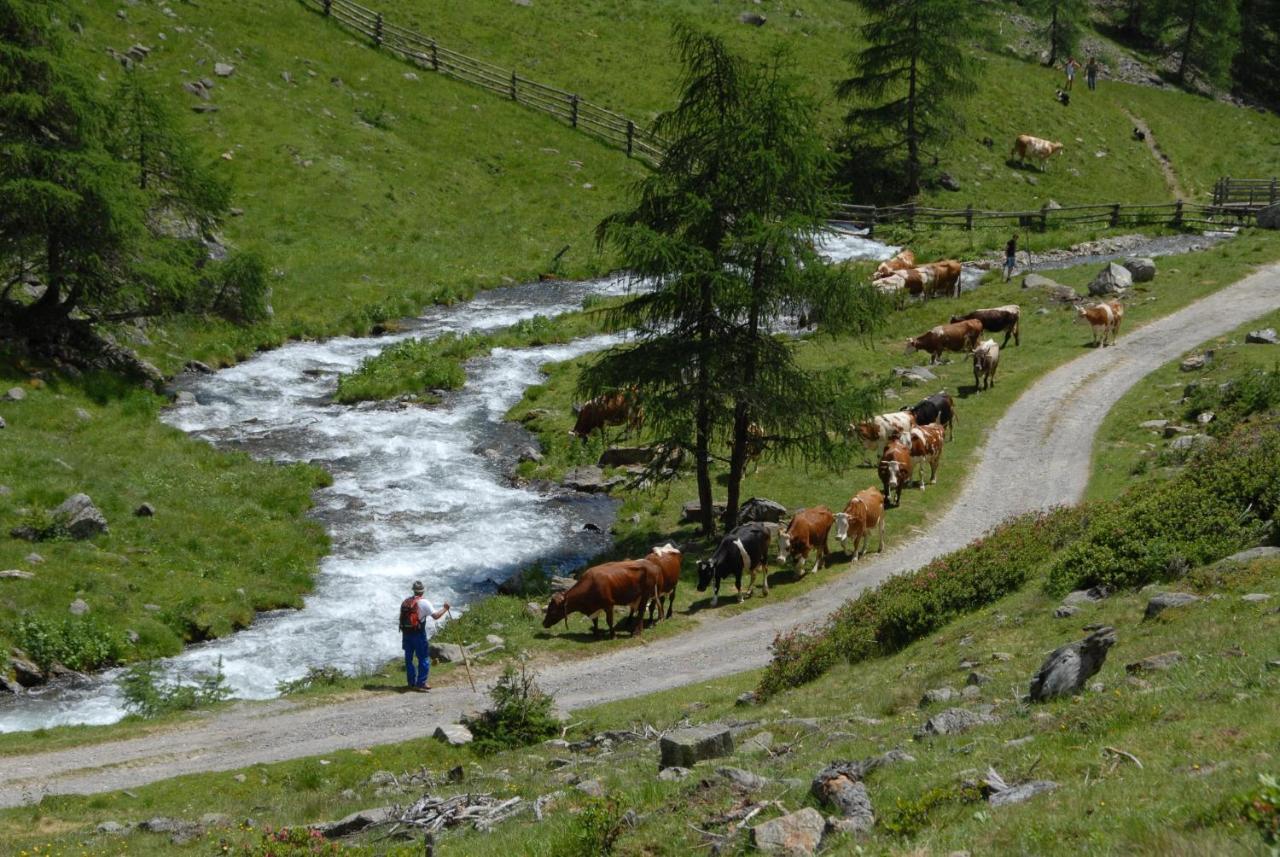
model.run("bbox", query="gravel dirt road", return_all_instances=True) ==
[3,262,1277,808]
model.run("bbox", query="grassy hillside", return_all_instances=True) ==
[63,0,645,372]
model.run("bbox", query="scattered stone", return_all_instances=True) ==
[1005,736,1034,748]
[1028,626,1116,702]
[989,779,1058,807]
[1246,328,1277,345]
[143,603,161,612]
[575,778,605,798]
[961,685,981,700]
[1126,675,1154,690]
[1267,660,1280,671]
[69,598,89,616]
[751,807,825,856]
[5,387,26,401]
[915,707,998,739]
[966,671,991,686]
[741,731,774,754]
[430,642,467,663]
[1045,199,1063,210]
[812,774,874,832]
[736,690,759,707]
[991,652,1013,662]
[1021,273,1076,302]
[681,500,726,523]
[10,655,42,687]
[1145,592,1199,620]
[0,570,35,580]
[939,172,961,192]
[214,62,234,77]
[1063,586,1110,606]
[1170,433,1211,451]
[233,773,247,783]
[1053,604,1079,619]
[433,724,473,746]
[1139,419,1169,431]
[1180,353,1209,372]
[659,724,733,769]
[597,446,654,467]
[1122,257,1156,283]
[1221,546,1280,564]
[1126,651,1184,673]
[315,806,394,838]
[25,552,43,565]
[1241,593,1271,603]
[1089,682,1105,693]
[517,446,542,464]
[1257,203,1280,230]
[562,465,622,494]
[134,503,155,517]
[1088,262,1133,296]
[920,686,957,706]
[525,601,543,620]
[200,813,231,828]
[735,497,789,524]
[96,821,129,833]
[657,766,691,781]
[55,493,109,539]
[718,766,769,792]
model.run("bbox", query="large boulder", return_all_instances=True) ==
[914,706,998,739]
[732,497,789,524]
[681,500,725,524]
[54,493,108,539]
[1027,626,1116,701]
[751,807,825,856]
[433,724,473,746]
[1088,262,1133,296]
[315,806,394,838]
[1122,257,1156,283]
[1021,273,1077,302]
[812,768,877,831]
[1246,328,1278,345]
[1258,203,1280,230]
[659,724,733,769]
[1144,592,1199,620]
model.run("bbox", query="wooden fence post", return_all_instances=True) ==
[868,206,877,237]
[1271,177,1278,206]
[374,13,383,47]
[1173,199,1184,228]
[1039,204,1049,233]
[907,203,916,229]
[570,95,579,128]
[626,121,634,157]
[322,0,331,15]
[965,203,974,231]
[509,72,518,101]
[430,40,438,70]
[1110,203,1120,228]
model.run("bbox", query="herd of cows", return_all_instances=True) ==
[547,243,1129,639]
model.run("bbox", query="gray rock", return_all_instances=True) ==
[200,813,231,828]
[10,655,43,687]
[430,642,466,663]
[0,569,34,580]
[54,493,108,539]
[1139,419,1169,430]
[1021,274,1076,302]
[736,690,760,707]
[185,360,213,374]
[597,446,654,467]
[939,172,961,192]
[1258,202,1280,230]
[989,780,1058,807]
[915,707,998,739]
[25,553,44,564]
[741,730,773,753]
[1126,651,1184,673]
[681,500,726,523]
[1053,604,1079,619]
[1196,411,1215,424]
[316,806,393,838]
[367,770,397,786]
[96,821,129,833]
[920,686,956,706]
[718,766,769,792]
[1027,626,1117,702]
[961,685,981,700]
[1122,257,1156,283]
[966,671,992,686]
[1221,546,1280,564]
[433,724,473,746]
[1180,353,1209,372]
[1246,328,1278,345]
[894,365,938,382]
[812,774,874,830]
[562,465,622,493]
[1241,593,1271,603]
[735,497,789,524]
[1045,199,1063,210]
[69,598,89,616]
[525,601,543,620]
[1145,592,1199,619]
[1063,586,1110,606]
[751,807,825,855]
[991,652,1013,662]
[0,675,23,694]
[657,766,691,781]
[4,387,26,401]
[1088,262,1133,296]
[516,446,542,464]
[485,634,504,646]
[575,778,606,797]
[214,62,234,76]
[659,724,733,769]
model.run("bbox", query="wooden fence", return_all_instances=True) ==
[831,199,1259,235]
[300,0,666,163]
[1212,177,1279,210]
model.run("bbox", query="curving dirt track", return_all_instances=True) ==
[2,263,1278,808]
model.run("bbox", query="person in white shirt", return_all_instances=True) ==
[399,580,449,691]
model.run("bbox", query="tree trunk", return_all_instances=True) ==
[1048,3,1059,66]
[1178,0,1199,84]
[905,11,921,197]
[694,274,716,537]
[724,251,764,531]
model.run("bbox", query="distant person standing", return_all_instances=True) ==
[1064,57,1079,91]
[399,580,449,691]
[1003,234,1019,283]
[1086,56,1099,91]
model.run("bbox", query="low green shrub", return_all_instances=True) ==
[1240,773,1280,846]
[880,783,983,840]
[465,662,561,755]
[276,665,347,695]
[16,617,120,672]
[1183,364,1280,436]
[566,799,625,857]
[238,825,350,855]
[121,657,231,718]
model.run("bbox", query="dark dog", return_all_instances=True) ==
[1055,89,1070,107]
[1132,127,1146,142]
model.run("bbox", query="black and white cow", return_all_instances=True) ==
[696,523,773,607]
[905,391,957,440]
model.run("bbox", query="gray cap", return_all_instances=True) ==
[412,580,424,594]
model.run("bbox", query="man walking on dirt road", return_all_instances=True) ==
[400,580,449,691]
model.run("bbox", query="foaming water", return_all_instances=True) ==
[0,230,894,732]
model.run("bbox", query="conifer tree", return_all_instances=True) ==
[1155,0,1242,86]
[1030,0,1089,67]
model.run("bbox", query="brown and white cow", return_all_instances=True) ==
[1011,134,1065,170]
[569,391,639,443]
[921,260,964,300]
[875,248,916,279]
[644,543,682,623]
[972,338,1000,391]
[853,411,916,462]
[905,319,983,365]
[834,487,885,560]
[950,305,1021,347]
[878,440,913,507]
[543,559,661,638]
[908,423,946,487]
[777,506,836,578]
[745,421,766,472]
[1075,300,1124,347]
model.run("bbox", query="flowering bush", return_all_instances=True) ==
[237,825,345,856]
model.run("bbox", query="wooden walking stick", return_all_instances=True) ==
[447,607,477,693]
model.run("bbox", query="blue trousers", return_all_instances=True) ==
[403,632,430,686]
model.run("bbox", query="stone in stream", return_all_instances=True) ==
[1027,626,1116,702]
[659,724,733,769]
[751,807,825,856]
[1144,592,1199,620]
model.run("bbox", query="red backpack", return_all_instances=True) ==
[399,596,423,633]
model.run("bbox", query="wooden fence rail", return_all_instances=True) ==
[1212,177,1279,209]
[300,0,667,163]
[832,200,1259,235]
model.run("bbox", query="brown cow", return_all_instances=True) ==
[853,411,915,462]
[921,260,963,299]
[908,423,946,486]
[950,305,1021,347]
[878,440,912,507]
[1011,134,1064,170]
[972,338,1000,391]
[745,421,766,472]
[905,319,983,365]
[875,248,916,279]
[569,391,639,443]
[1075,300,1124,347]
[644,543,682,623]
[543,559,660,638]
[777,506,835,577]
[834,487,885,560]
